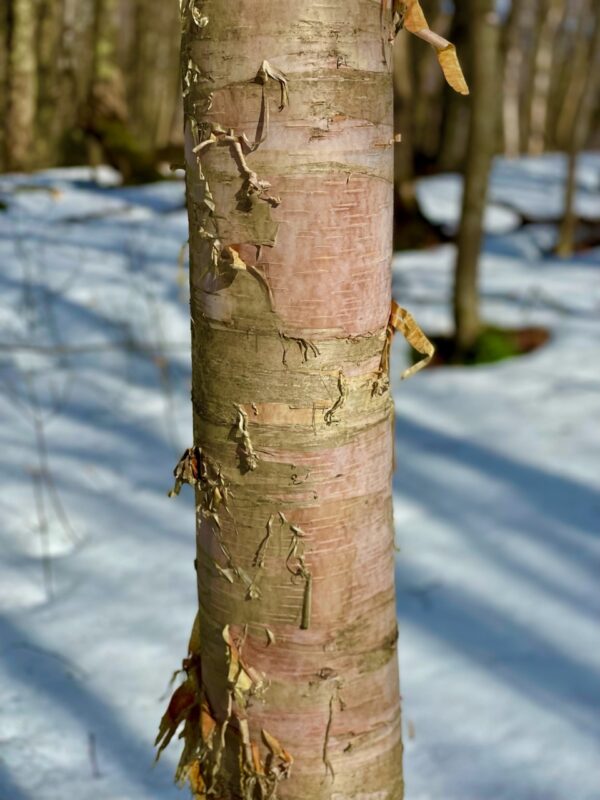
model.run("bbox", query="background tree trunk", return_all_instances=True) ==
[453,0,500,356]
[128,0,181,155]
[555,0,593,149]
[437,3,470,171]
[556,7,600,257]
[502,0,532,157]
[394,31,416,210]
[527,0,566,155]
[6,0,37,171]
[168,1,404,798]
[412,1,449,165]
[85,0,150,180]
[0,0,9,171]
[35,0,67,166]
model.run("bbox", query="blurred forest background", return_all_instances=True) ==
[1,3,600,800]
[1,0,598,187]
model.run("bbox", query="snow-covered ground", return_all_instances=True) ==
[416,151,600,233]
[0,157,599,800]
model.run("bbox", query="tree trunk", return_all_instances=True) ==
[413,3,450,163]
[85,0,137,177]
[129,0,181,154]
[437,4,470,171]
[394,31,416,209]
[527,0,566,155]
[555,0,592,150]
[35,0,67,166]
[87,0,123,124]
[0,0,9,171]
[159,1,404,798]
[6,0,37,171]
[556,6,600,257]
[502,0,533,158]
[453,0,500,356]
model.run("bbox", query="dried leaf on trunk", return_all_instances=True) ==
[155,679,197,758]
[403,0,469,95]
[389,301,435,379]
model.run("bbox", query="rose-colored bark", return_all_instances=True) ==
[175,2,403,797]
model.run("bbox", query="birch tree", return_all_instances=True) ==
[156,2,465,798]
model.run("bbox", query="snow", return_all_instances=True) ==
[416,152,600,233]
[415,175,522,235]
[1,157,599,800]
[392,252,600,800]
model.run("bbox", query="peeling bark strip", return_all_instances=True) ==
[373,300,435,395]
[161,1,405,798]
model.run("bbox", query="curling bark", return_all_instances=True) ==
[159,1,406,798]
[453,0,500,356]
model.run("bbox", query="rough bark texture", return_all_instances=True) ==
[175,1,403,798]
[6,0,37,171]
[453,0,500,354]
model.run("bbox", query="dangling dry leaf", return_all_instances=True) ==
[437,44,468,95]
[389,300,435,379]
[155,679,197,758]
[403,0,469,95]
[403,0,428,30]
